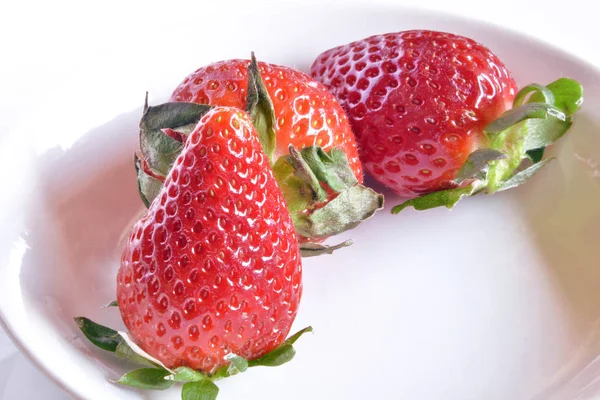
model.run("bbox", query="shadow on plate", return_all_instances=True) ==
[19,107,146,375]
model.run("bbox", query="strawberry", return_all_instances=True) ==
[311,30,582,212]
[121,106,302,371]
[171,58,363,179]
[142,55,383,249]
[76,107,311,399]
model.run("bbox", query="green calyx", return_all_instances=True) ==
[139,93,212,178]
[134,154,163,208]
[273,145,384,243]
[74,315,312,400]
[135,98,215,207]
[392,77,583,214]
[135,94,213,209]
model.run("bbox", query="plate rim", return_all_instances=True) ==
[1,3,599,399]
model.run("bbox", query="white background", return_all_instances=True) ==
[0,0,597,398]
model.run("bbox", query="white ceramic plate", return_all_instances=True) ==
[1,3,600,400]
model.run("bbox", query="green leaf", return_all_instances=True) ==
[295,184,384,239]
[115,368,173,391]
[248,343,295,367]
[246,52,276,162]
[134,154,163,208]
[455,149,506,183]
[139,126,183,177]
[391,183,480,214]
[526,148,545,163]
[273,145,383,240]
[102,300,118,309]
[284,326,313,346]
[208,366,229,381]
[298,147,358,192]
[115,340,159,368]
[484,101,570,165]
[118,331,174,372]
[248,326,313,367]
[282,145,359,198]
[528,78,583,116]
[272,156,314,214]
[514,78,581,164]
[138,101,212,177]
[169,367,206,382]
[498,157,554,192]
[286,145,328,202]
[210,354,250,381]
[299,240,353,257]
[521,115,571,152]
[224,354,248,376]
[513,83,555,107]
[182,380,220,400]
[140,102,212,132]
[74,317,121,352]
[484,102,565,136]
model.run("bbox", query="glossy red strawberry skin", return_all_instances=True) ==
[170,59,363,182]
[311,30,517,197]
[117,107,302,373]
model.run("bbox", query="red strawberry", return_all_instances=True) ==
[311,30,516,197]
[140,55,383,250]
[311,30,582,212]
[171,59,363,179]
[118,106,302,373]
